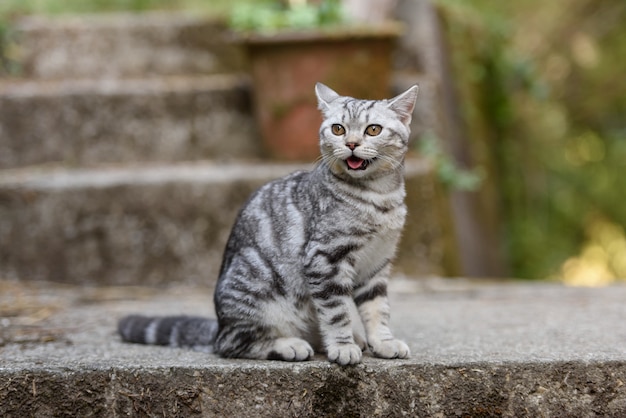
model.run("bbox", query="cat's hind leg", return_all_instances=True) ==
[267,337,315,361]
[214,323,314,361]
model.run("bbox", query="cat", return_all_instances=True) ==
[118,82,419,366]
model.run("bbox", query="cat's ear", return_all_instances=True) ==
[315,82,340,112]
[387,85,419,127]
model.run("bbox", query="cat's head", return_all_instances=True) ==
[315,83,418,180]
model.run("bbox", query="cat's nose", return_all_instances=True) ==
[346,142,358,151]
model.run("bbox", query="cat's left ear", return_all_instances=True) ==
[387,85,419,127]
[315,82,341,112]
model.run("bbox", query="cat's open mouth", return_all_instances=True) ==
[346,156,371,170]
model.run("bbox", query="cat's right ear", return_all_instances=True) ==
[315,82,340,112]
[387,85,419,127]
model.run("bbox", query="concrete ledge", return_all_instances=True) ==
[2,279,626,416]
[0,159,445,285]
[3,361,625,417]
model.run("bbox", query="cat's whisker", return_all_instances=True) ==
[318,153,340,169]
[375,154,403,173]
[312,154,326,168]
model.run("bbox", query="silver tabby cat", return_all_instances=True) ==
[118,82,418,366]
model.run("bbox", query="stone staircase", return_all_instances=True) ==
[2,9,626,418]
[0,12,449,287]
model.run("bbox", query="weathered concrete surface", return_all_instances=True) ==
[0,159,446,286]
[0,75,258,169]
[2,278,626,417]
[13,13,245,79]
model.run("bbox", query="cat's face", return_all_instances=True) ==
[315,83,418,180]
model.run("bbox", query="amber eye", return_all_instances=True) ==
[365,124,383,136]
[331,124,345,136]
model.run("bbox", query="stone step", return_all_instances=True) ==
[0,72,441,170]
[12,13,245,80]
[0,159,445,286]
[2,278,625,416]
[0,74,260,169]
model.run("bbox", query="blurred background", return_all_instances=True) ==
[437,0,626,285]
[1,0,624,286]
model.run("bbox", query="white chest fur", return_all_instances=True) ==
[353,204,406,280]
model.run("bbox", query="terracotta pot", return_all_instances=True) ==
[242,24,402,161]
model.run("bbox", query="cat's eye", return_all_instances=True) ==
[331,124,345,136]
[365,124,383,136]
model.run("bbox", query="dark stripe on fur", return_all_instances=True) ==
[118,315,218,347]
[329,179,400,213]
[155,317,182,345]
[305,265,339,280]
[320,299,344,309]
[175,317,219,346]
[326,244,359,264]
[311,281,352,300]
[118,315,153,344]
[307,244,360,270]
[354,282,388,306]
[215,326,266,358]
[329,312,350,326]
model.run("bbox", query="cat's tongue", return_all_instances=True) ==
[346,156,365,170]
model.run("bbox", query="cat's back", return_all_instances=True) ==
[218,169,316,273]
[237,169,315,224]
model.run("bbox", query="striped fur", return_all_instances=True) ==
[118,83,418,365]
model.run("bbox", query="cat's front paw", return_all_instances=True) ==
[327,342,362,366]
[268,337,314,361]
[353,331,367,352]
[369,339,410,359]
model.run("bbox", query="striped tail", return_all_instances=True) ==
[118,315,219,351]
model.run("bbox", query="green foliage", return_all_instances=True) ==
[436,0,626,281]
[418,133,483,192]
[0,16,19,75]
[0,0,167,15]
[0,0,238,18]
[230,0,345,32]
